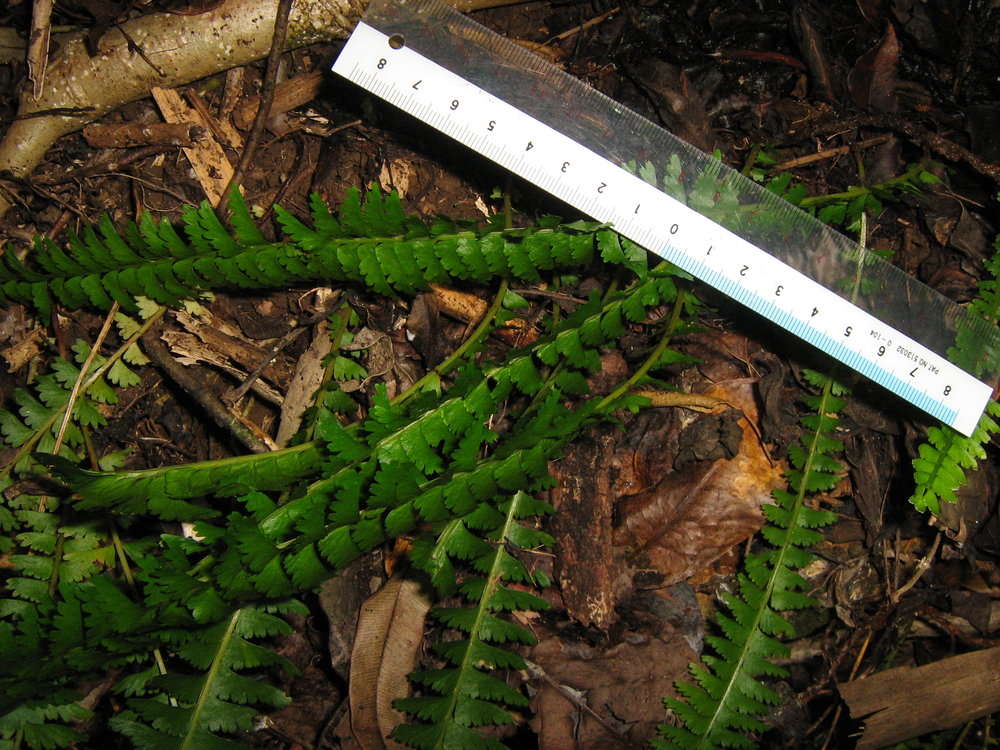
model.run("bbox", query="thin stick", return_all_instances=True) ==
[524,659,638,748]
[545,6,619,45]
[771,135,891,171]
[52,302,120,456]
[891,531,942,603]
[43,301,120,511]
[217,0,294,213]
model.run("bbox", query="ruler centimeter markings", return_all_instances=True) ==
[333,19,994,436]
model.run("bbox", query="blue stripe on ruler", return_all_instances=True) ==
[667,248,960,426]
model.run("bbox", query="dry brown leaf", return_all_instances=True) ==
[529,617,697,749]
[614,379,786,585]
[275,320,333,446]
[349,577,431,750]
[631,389,730,413]
[848,22,899,113]
[1,326,46,372]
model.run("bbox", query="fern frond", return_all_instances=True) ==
[39,264,680,517]
[35,440,324,517]
[393,490,551,749]
[1,188,601,315]
[655,371,840,750]
[909,224,1000,513]
[0,693,91,750]
[909,401,1000,513]
[109,603,300,749]
[6,184,695,750]
[0,340,128,475]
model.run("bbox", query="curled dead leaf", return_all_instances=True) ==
[350,577,431,750]
[614,379,786,585]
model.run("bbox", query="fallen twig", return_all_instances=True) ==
[218,0,295,214]
[803,114,1000,185]
[772,135,891,171]
[142,322,271,454]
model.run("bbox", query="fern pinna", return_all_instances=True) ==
[1,187,697,748]
[109,603,301,749]
[394,490,555,749]
[654,370,841,750]
[908,216,1000,514]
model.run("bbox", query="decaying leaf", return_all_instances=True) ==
[529,602,698,749]
[349,577,431,750]
[614,378,786,585]
[848,22,899,113]
[276,319,334,447]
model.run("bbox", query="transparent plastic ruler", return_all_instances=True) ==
[332,0,999,436]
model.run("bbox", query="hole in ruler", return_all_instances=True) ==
[388,34,405,49]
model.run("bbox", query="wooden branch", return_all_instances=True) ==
[0,0,367,220]
[838,646,1000,749]
[0,0,542,222]
[231,70,323,129]
[151,86,235,205]
[82,121,202,148]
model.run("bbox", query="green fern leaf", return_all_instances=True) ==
[394,490,550,748]
[225,189,266,246]
[110,605,297,749]
[910,402,1000,513]
[656,375,841,750]
[0,695,90,750]
[909,223,1000,513]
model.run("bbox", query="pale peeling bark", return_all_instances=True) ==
[0,0,368,219]
[0,0,521,220]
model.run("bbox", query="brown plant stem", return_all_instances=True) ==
[142,321,271,454]
[217,0,295,214]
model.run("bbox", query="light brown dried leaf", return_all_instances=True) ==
[349,577,431,750]
[614,380,785,585]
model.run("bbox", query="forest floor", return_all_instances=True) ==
[1,0,1000,748]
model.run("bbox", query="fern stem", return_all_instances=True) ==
[798,162,925,208]
[46,532,65,598]
[109,523,172,683]
[595,288,686,413]
[180,608,242,750]
[52,302,119,458]
[396,279,511,407]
